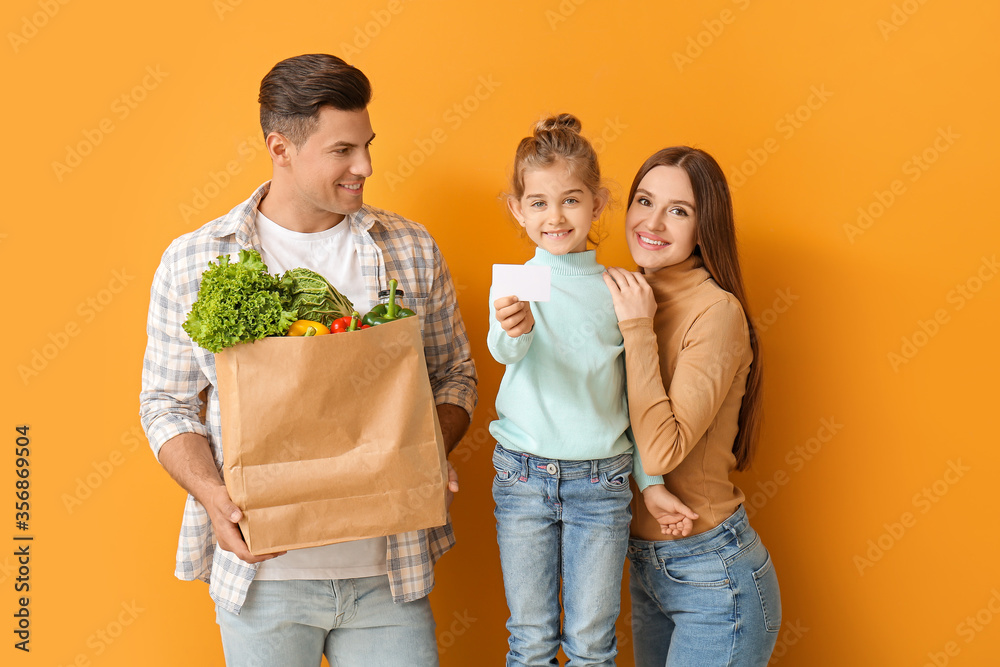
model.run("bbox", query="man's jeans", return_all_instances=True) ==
[492,443,633,666]
[215,575,438,666]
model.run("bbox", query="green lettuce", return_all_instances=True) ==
[182,249,296,353]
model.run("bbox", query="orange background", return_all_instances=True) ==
[3,1,999,665]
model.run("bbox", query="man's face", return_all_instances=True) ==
[283,106,375,224]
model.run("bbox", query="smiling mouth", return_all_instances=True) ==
[544,231,572,239]
[637,233,669,247]
[340,182,363,192]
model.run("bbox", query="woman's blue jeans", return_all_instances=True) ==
[627,505,781,666]
[492,444,633,666]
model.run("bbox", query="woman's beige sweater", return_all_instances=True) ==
[620,254,753,541]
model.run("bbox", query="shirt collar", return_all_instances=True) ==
[207,181,270,248]
[351,205,377,233]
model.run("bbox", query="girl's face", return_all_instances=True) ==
[509,163,605,255]
[626,165,699,273]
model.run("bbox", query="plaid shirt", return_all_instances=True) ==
[140,182,477,614]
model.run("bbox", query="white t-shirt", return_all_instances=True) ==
[253,208,388,581]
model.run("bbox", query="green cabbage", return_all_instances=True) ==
[280,267,354,326]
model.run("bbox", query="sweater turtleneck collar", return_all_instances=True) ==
[530,248,603,276]
[642,253,712,300]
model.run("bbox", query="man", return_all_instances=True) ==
[140,54,477,666]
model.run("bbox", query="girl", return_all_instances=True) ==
[488,115,696,667]
[603,147,782,666]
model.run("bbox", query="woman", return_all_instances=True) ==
[602,147,781,666]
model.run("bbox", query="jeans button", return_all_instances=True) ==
[546,463,558,475]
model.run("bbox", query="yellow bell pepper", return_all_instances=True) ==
[285,319,330,337]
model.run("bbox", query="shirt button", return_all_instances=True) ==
[546,463,558,475]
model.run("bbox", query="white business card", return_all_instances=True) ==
[491,264,552,302]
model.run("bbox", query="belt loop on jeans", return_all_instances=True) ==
[590,459,599,483]
[518,452,529,482]
[650,544,663,570]
[724,518,741,548]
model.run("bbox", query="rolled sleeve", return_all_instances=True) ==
[139,249,210,459]
[422,244,478,417]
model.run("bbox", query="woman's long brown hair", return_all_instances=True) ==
[628,147,763,471]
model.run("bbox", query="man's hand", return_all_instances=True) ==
[494,295,535,338]
[206,484,285,564]
[158,433,284,564]
[436,404,470,512]
[445,461,459,510]
[641,484,699,537]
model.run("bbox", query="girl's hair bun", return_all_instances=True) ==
[534,113,582,135]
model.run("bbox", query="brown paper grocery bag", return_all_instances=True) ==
[214,316,448,555]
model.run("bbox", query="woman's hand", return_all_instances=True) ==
[641,484,699,537]
[494,295,535,337]
[603,267,657,322]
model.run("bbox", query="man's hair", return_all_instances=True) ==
[258,54,372,147]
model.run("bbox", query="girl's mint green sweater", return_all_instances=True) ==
[488,248,661,490]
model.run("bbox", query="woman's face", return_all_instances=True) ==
[625,165,699,273]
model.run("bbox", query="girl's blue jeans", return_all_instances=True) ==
[492,443,633,667]
[627,505,781,666]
